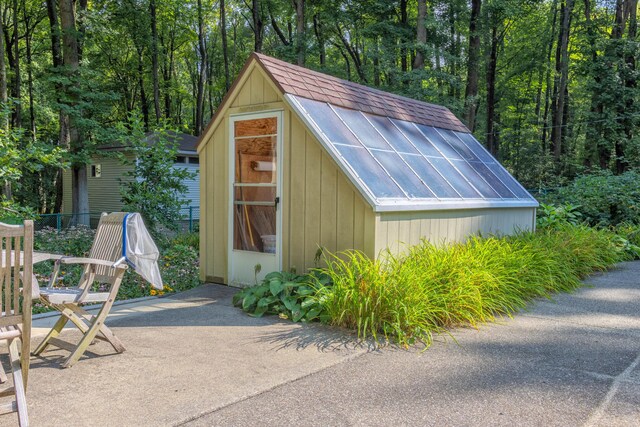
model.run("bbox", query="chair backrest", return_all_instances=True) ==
[0,220,33,325]
[88,212,126,283]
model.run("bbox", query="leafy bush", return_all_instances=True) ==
[546,170,640,226]
[171,232,199,251]
[233,270,331,322]
[236,224,628,348]
[536,203,582,228]
[613,222,640,259]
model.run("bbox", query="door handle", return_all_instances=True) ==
[274,197,280,210]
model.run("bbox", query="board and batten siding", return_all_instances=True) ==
[198,63,376,283]
[286,113,376,273]
[374,207,537,256]
[62,153,135,215]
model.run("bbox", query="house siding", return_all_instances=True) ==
[62,153,135,216]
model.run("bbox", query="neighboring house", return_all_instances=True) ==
[62,131,200,222]
[197,53,538,286]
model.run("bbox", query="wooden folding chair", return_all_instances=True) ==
[0,220,34,427]
[34,212,129,368]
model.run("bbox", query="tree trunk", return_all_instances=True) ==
[11,0,19,128]
[618,0,637,174]
[550,0,573,160]
[413,0,427,70]
[313,14,325,66]
[0,9,9,201]
[150,0,161,121]
[252,0,264,52]
[45,0,61,67]
[486,23,498,156]
[463,0,482,131]
[23,2,34,139]
[137,45,149,130]
[400,0,408,73]
[336,25,366,83]
[46,0,64,212]
[60,0,88,224]
[195,0,206,135]
[294,0,305,66]
[220,0,230,91]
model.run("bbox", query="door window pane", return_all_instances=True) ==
[233,118,278,253]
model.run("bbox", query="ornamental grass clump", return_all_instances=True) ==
[317,223,629,348]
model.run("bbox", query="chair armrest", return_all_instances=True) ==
[33,252,64,264]
[59,257,128,270]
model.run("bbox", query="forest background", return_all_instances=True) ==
[0,0,638,216]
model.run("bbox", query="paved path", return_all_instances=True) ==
[3,262,640,426]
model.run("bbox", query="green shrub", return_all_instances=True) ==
[233,270,331,322]
[536,203,582,228]
[171,232,199,251]
[312,224,628,348]
[546,170,640,226]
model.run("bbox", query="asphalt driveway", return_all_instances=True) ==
[3,261,639,426]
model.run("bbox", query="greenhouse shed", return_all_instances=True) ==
[197,53,538,286]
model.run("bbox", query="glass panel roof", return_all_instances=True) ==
[290,95,537,210]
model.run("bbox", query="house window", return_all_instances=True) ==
[91,164,102,178]
[175,156,187,163]
[188,156,199,165]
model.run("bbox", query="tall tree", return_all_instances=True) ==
[413,0,427,70]
[549,0,573,160]
[194,0,207,135]
[463,0,482,131]
[220,0,230,91]
[60,0,88,224]
[251,0,264,52]
[294,0,305,66]
[150,0,161,121]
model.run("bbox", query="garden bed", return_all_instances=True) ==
[234,222,636,348]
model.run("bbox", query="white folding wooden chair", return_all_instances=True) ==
[0,220,34,427]
[34,213,129,368]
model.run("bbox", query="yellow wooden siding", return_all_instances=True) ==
[374,208,536,256]
[61,154,134,214]
[285,114,375,272]
[199,64,284,283]
[199,64,376,282]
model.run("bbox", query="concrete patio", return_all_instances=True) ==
[1,261,639,426]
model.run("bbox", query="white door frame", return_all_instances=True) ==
[228,110,284,286]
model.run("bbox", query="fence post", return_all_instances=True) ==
[56,214,62,232]
[189,206,193,233]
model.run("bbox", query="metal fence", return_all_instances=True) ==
[179,206,200,233]
[29,206,200,233]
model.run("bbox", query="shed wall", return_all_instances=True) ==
[198,64,376,283]
[374,207,536,256]
[286,113,376,272]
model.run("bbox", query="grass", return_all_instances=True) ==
[314,223,630,348]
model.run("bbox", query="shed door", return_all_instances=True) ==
[228,112,282,286]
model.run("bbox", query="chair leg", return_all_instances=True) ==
[0,360,8,384]
[33,313,69,356]
[61,297,119,369]
[67,305,126,353]
[8,339,28,427]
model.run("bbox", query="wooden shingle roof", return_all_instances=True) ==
[254,53,469,133]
